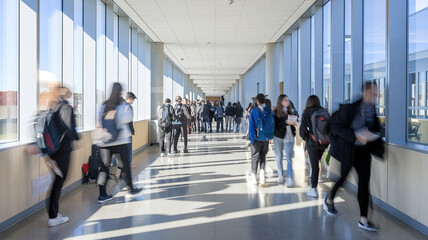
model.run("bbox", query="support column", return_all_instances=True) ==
[235,80,239,103]
[239,75,243,103]
[150,42,164,143]
[331,0,345,113]
[299,18,311,116]
[266,43,275,98]
[105,4,114,97]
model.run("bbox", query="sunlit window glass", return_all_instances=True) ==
[408,0,428,145]
[0,0,19,143]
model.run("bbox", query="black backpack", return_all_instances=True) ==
[33,104,66,156]
[88,144,102,180]
[175,103,184,120]
[310,108,331,146]
[158,105,172,129]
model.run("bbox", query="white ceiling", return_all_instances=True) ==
[115,0,315,96]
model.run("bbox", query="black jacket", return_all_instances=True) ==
[235,106,244,118]
[299,106,328,150]
[202,104,211,120]
[225,105,235,116]
[329,100,384,163]
[51,98,79,155]
[274,114,296,139]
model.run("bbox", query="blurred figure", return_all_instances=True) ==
[325,82,384,232]
[173,96,191,153]
[225,102,235,132]
[183,98,192,134]
[202,101,212,133]
[45,85,79,227]
[299,95,330,198]
[96,83,142,204]
[197,100,204,132]
[215,101,225,132]
[234,101,244,133]
[158,98,175,157]
[190,100,197,132]
[125,92,137,168]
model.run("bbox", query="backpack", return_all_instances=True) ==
[88,144,102,180]
[256,108,275,141]
[34,104,66,156]
[216,106,224,117]
[101,104,120,143]
[158,105,172,129]
[310,108,331,145]
[175,104,184,120]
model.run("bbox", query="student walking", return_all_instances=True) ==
[299,95,330,198]
[158,98,175,157]
[248,94,275,187]
[324,82,384,232]
[215,101,225,132]
[124,92,137,168]
[44,86,79,227]
[197,101,204,132]
[202,101,212,133]
[96,83,142,204]
[273,94,298,186]
[234,102,244,132]
[225,102,235,132]
[173,96,191,153]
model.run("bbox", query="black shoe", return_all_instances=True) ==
[183,149,189,153]
[358,221,377,232]
[129,188,142,196]
[323,197,338,215]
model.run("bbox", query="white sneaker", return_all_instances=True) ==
[160,153,166,157]
[48,214,69,227]
[285,178,294,187]
[259,170,267,187]
[277,177,284,184]
[307,188,318,198]
[250,173,258,185]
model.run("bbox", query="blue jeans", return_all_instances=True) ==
[273,137,294,179]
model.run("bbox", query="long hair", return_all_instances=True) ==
[273,94,292,118]
[105,82,123,106]
[303,95,321,113]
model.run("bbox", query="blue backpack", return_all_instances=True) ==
[256,108,275,141]
[101,104,121,143]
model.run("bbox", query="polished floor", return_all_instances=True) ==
[1,131,427,240]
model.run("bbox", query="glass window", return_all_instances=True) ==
[0,0,19,143]
[297,28,301,110]
[408,0,428,145]
[114,14,119,83]
[344,0,352,104]
[323,1,331,111]
[74,0,83,130]
[364,0,386,137]
[96,0,106,122]
[39,0,62,109]
[310,16,315,95]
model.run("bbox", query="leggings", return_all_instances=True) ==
[307,148,324,188]
[330,146,372,217]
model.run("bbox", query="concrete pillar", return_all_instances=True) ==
[150,42,164,143]
[235,80,239,103]
[231,84,235,103]
[266,43,275,98]
[151,42,164,119]
[239,75,243,103]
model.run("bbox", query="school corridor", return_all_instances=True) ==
[0,132,425,240]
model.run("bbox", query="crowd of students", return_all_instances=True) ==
[245,82,383,232]
[38,81,383,232]
[157,98,246,156]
